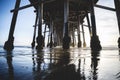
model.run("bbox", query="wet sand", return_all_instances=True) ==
[0,46,120,80]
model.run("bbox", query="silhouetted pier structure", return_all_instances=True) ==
[3,0,120,51]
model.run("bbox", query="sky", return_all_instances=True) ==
[0,0,119,47]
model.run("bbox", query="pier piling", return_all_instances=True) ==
[114,0,120,48]
[4,0,21,51]
[5,0,120,50]
[89,0,102,51]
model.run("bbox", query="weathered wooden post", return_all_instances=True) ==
[81,24,86,47]
[31,12,38,48]
[4,0,21,51]
[89,0,102,51]
[43,24,47,47]
[47,35,50,47]
[86,13,92,37]
[53,28,57,47]
[49,16,53,48]
[47,26,50,47]
[50,32,53,48]
[62,0,71,49]
[72,27,75,47]
[77,16,82,48]
[114,0,120,48]
[36,1,44,50]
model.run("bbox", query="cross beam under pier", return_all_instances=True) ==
[95,4,116,12]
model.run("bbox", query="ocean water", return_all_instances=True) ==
[0,46,120,80]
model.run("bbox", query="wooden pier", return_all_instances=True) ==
[3,0,120,51]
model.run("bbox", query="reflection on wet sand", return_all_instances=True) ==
[0,47,120,80]
[31,48,101,80]
[81,58,86,80]
[116,50,120,79]
[90,51,100,80]
[43,50,79,80]
[119,49,120,61]
[6,51,14,80]
[32,49,44,80]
